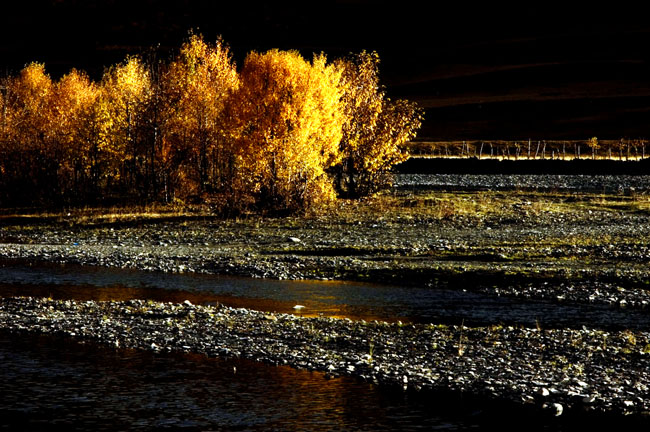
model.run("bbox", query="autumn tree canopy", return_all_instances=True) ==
[50,69,100,199]
[227,49,344,212]
[164,34,239,198]
[333,51,422,197]
[0,63,58,203]
[0,37,422,212]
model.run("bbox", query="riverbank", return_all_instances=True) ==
[2,175,650,420]
[1,296,649,420]
[397,157,650,175]
[2,178,650,309]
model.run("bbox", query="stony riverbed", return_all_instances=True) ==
[1,296,649,419]
[395,173,650,193]
[1,176,650,309]
[2,174,650,420]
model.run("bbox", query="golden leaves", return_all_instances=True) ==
[227,49,345,211]
[0,37,422,210]
[162,35,240,196]
[333,52,423,197]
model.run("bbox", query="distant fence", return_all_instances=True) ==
[406,139,649,161]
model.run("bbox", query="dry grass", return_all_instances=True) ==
[3,187,650,228]
[0,203,206,226]
[326,188,650,226]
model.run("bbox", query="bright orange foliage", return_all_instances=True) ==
[0,41,422,211]
[0,63,58,201]
[51,69,101,195]
[163,34,239,197]
[334,52,422,197]
[100,56,152,189]
[227,49,344,212]
[4,63,54,151]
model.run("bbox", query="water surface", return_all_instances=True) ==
[1,262,648,330]
[1,261,646,430]
[0,330,484,431]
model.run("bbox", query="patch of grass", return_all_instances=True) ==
[0,204,215,227]
[347,189,650,226]
[265,245,405,257]
[327,190,600,224]
[4,187,645,228]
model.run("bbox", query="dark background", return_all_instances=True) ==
[1,0,649,140]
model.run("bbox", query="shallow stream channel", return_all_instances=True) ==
[3,262,649,329]
[2,262,649,430]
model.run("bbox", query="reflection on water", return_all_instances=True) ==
[0,330,479,431]
[2,263,647,429]
[2,262,650,329]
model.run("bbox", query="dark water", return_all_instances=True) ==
[0,331,485,431]
[1,262,649,330]
[1,262,647,430]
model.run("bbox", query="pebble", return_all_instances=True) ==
[1,175,650,421]
[1,296,649,418]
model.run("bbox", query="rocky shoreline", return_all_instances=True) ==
[2,178,650,420]
[1,296,649,419]
[1,198,650,310]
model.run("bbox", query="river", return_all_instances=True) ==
[1,262,648,329]
[0,262,645,430]
[1,330,489,431]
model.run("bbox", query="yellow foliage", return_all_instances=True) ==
[227,49,344,212]
[53,70,98,159]
[0,40,421,211]
[163,34,239,193]
[3,63,54,150]
[100,56,152,182]
[334,52,422,197]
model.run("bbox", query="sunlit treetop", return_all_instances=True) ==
[228,48,346,210]
[103,56,151,104]
[0,40,422,210]
[332,51,423,197]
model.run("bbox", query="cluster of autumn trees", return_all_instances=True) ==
[0,36,422,213]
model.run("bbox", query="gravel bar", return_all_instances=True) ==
[1,296,649,419]
[3,176,650,420]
